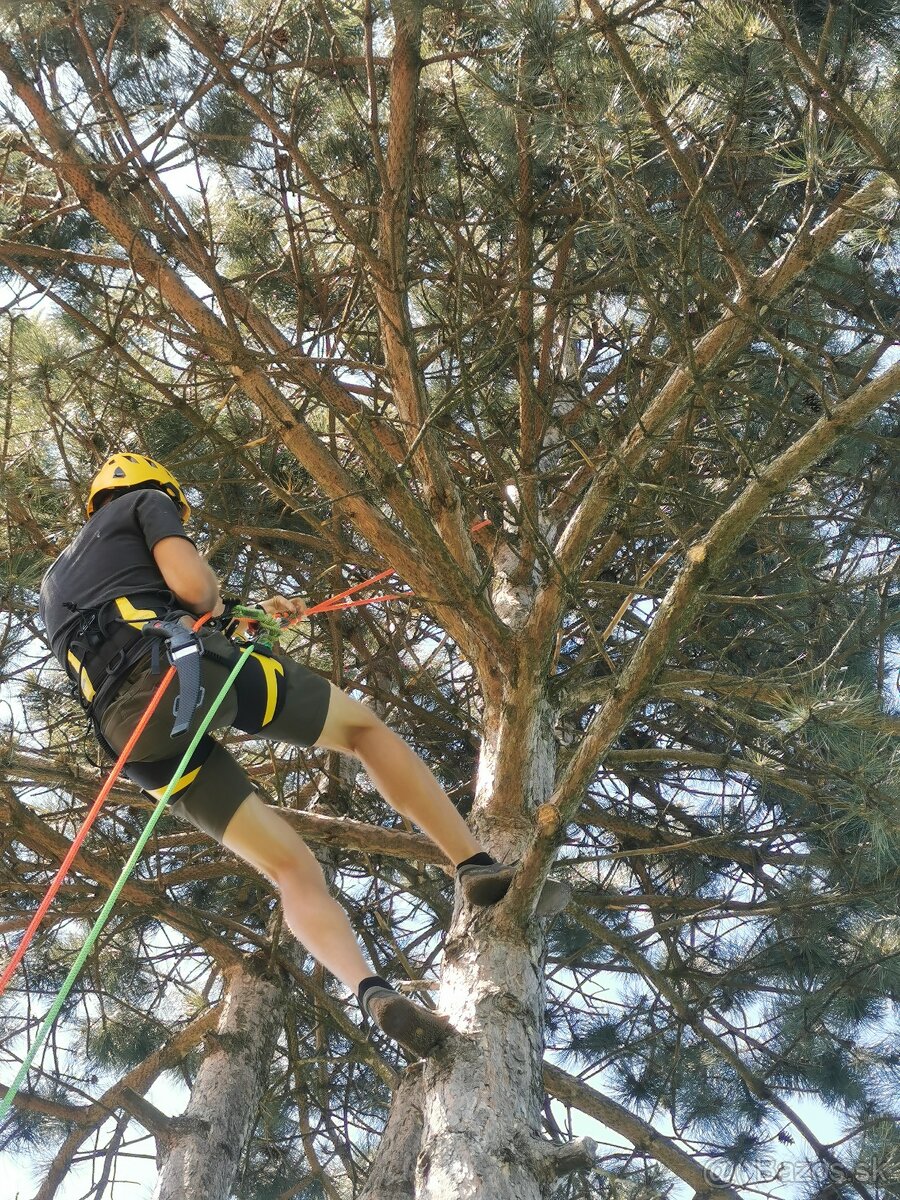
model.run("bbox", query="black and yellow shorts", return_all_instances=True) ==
[98,631,331,842]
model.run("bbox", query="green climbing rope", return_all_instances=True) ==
[0,636,261,1120]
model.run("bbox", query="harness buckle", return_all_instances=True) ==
[141,617,206,738]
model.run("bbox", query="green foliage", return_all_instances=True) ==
[87,1009,170,1072]
[0,0,897,1196]
[237,1171,333,1200]
[0,1080,76,1154]
[791,0,900,42]
[566,1013,626,1058]
[603,1165,674,1200]
[194,86,260,168]
[677,4,783,115]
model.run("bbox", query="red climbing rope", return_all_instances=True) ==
[0,613,213,1003]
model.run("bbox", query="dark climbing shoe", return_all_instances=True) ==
[457,860,571,916]
[361,986,451,1058]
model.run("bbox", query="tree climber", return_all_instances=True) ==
[39,454,568,1057]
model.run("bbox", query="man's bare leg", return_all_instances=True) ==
[313,684,483,866]
[222,793,371,992]
[221,791,452,1056]
[313,686,570,915]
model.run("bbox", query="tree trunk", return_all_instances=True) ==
[419,905,549,1198]
[362,663,565,1198]
[358,1065,426,1200]
[154,959,287,1200]
[419,689,557,1199]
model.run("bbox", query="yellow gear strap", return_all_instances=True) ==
[115,596,160,630]
[252,654,284,728]
[146,766,202,801]
[67,650,96,703]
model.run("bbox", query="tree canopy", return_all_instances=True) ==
[0,1,898,1198]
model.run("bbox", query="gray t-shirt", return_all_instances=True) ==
[40,488,194,667]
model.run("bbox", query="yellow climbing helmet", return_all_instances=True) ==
[86,453,191,523]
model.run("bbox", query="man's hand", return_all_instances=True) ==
[258,595,308,625]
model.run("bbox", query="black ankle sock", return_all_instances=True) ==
[456,851,496,871]
[357,975,393,1007]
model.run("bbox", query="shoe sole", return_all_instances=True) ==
[458,864,571,916]
[363,988,450,1057]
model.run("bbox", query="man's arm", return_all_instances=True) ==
[153,536,224,617]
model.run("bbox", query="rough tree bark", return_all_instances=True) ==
[355,562,574,1200]
[153,958,289,1200]
[415,704,557,1199]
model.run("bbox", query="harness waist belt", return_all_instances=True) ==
[65,594,209,740]
[67,623,149,711]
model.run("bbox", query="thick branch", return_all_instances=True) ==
[508,356,898,918]
[372,0,481,580]
[154,960,288,1199]
[536,1135,597,1178]
[543,1063,741,1200]
[547,358,899,826]
[278,805,446,866]
[0,239,127,269]
[3,751,447,867]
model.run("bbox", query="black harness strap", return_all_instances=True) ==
[64,601,151,711]
[64,593,208,741]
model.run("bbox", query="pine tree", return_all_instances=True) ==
[0,1,898,1198]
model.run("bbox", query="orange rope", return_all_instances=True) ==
[0,614,212,1003]
[304,568,396,616]
[313,592,410,614]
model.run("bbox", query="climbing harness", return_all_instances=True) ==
[0,566,413,1117]
[65,594,227,743]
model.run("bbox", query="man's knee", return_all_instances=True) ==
[274,844,330,896]
[316,687,383,755]
[343,710,384,757]
[225,796,322,881]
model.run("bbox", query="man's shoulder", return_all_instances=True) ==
[101,487,181,526]
[130,487,195,550]
[132,487,177,512]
